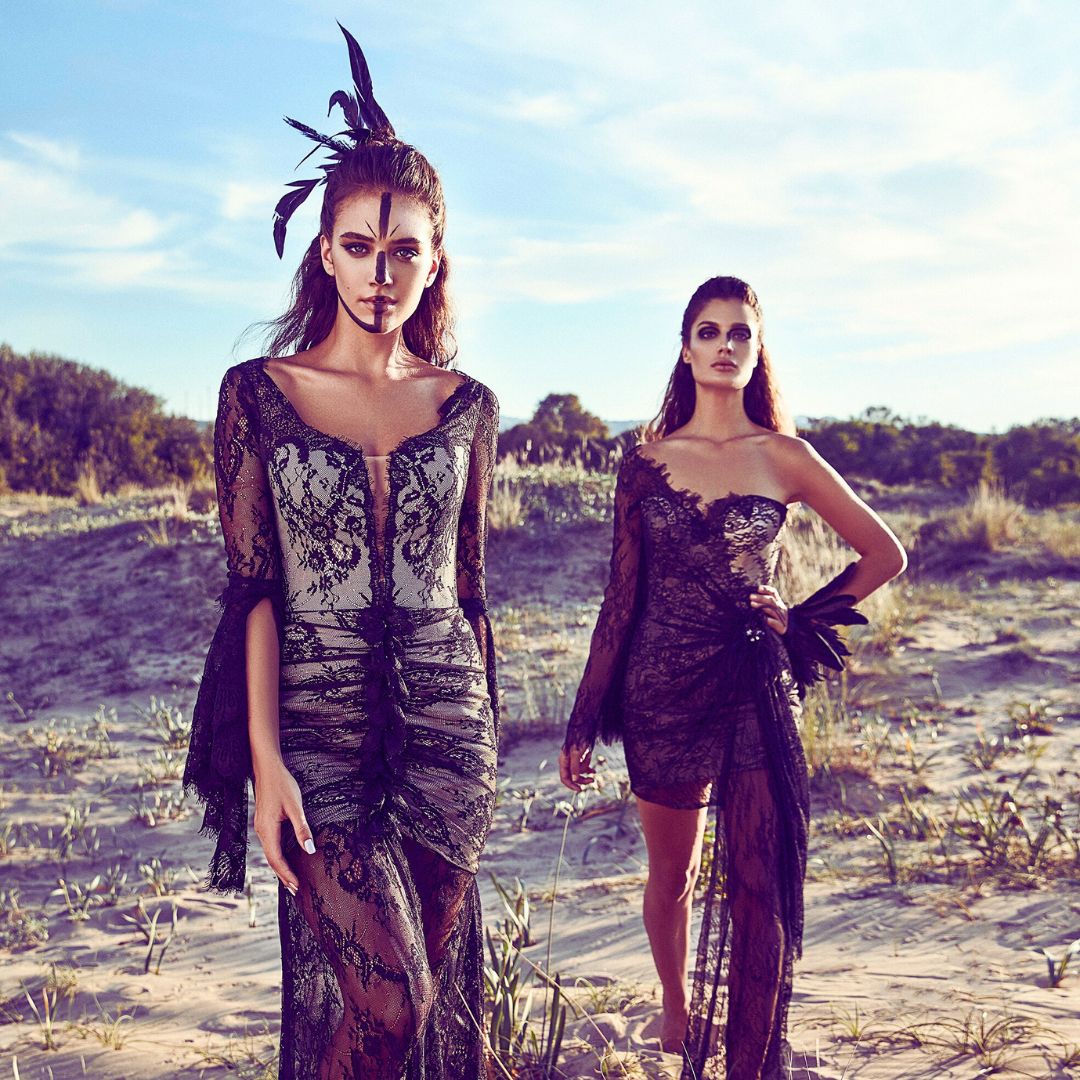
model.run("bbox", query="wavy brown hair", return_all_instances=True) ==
[264,137,456,365]
[645,276,793,440]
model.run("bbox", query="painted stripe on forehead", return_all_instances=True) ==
[378,192,392,240]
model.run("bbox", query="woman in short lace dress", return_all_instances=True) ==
[560,276,906,1079]
[184,29,499,1079]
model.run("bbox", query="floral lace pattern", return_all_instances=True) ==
[564,446,811,1079]
[185,358,500,1079]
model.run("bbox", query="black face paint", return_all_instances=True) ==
[337,191,395,334]
[337,289,379,333]
[378,191,392,239]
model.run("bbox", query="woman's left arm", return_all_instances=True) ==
[782,436,908,601]
[457,384,501,742]
[751,436,907,634]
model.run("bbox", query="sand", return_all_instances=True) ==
[1,491,1078,1078]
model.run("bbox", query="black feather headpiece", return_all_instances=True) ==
[272,24,396,257]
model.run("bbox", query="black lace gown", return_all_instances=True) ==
[183,358,500,1079]
[563,445,812,1080]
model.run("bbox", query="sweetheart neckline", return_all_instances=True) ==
[254,359,474,460]
[631,449,790,518]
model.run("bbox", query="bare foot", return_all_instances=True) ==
[659,1002,689,1055]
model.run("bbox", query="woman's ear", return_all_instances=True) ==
[424,250,442,289]
[319,234,335,277]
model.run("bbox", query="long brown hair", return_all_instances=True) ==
[264,136,456,365]
[645,276,793,440]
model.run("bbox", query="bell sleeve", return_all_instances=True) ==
[183,365,283,893]
[562,448,645,752]
[457,383,501,747]
[783,562,868,700]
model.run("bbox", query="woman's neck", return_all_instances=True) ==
[679,385,758,442]
[310,314,416,379]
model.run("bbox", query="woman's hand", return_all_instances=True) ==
[253,759,316,895]
[559,743,596,792]
[750,584,789,635]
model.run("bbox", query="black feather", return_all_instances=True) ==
[283,117,351,154]
[272,178,321,258]
[272,25,395,256]
[783,562,868,698]
[327,89,361,132]
[337,22,394,135]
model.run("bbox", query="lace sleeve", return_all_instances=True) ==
[457,383,501,746]
[183,364,283,893]
[563,449,645,751]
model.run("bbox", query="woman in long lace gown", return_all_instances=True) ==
[183,29,499,1079]
[559,276,907,1079]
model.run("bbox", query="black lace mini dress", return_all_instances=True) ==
[564,445,814,1080]
[184,357,500,1079]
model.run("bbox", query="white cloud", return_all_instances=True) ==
[221,180,285,221]
[7,131,81,169]
[0,158,167,249]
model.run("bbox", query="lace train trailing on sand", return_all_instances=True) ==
[184,359,500,1078]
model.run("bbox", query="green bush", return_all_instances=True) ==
[0,344,212,495]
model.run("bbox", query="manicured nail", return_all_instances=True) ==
[303,839,316,854]
[286,883,298,896]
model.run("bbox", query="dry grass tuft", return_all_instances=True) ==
[74,461,103,506]
[947,481,1026,552]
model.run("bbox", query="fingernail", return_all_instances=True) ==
[303,839,316,854]
[286,883,298,896]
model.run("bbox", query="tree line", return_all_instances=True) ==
[0,345,209,495]
[1,349,1076,507]
[499,396,1079,507]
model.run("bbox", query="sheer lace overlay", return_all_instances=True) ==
[185,358,500,1079]
[564,446,814,1080]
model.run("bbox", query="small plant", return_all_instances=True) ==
[138,513,173,546]
[129,788,189,827]
[0,888,49,951]
[136,747,186,787]
[45,801,98,861]
[77,1002,136,1049]
[120,898,180,974]
[962,727,1015,771]
[136,696,192,747]
[1007,698,1058,737]
[22,984,60,1050]
[192,1024,279,1080]
[572,978,645,1015]
[1037,938,1080,988]
[44,963,79,1004]
[52,865,128,920]
[138,856,179,896]
[864,815,901,884]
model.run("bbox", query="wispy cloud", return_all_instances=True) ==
[7,131,81,169]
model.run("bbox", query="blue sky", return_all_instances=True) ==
[2,0,1078,431]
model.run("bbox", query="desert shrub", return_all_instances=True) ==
[0,344,212,495]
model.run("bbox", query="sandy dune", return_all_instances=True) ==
[1,492,1078,1078]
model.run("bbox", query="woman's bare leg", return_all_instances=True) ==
[724,767,784,1079]
[636,796,708,1050]
[291,825,432,1079]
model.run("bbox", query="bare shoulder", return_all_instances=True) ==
[762,431,818,467]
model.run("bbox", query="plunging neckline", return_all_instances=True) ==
[255,358,473,460]
[632,448,789,518]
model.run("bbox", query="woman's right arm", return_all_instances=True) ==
[189,365,314,894]
[559,449,644,791]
